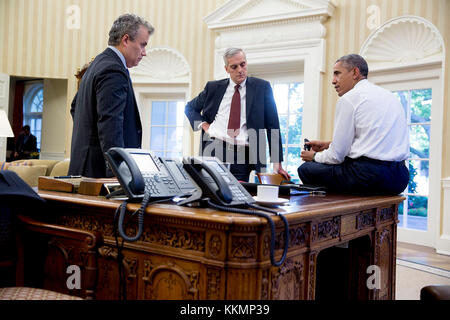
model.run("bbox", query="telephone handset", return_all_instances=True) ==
[104,149,288,267]
[104,148,182,201]
[182,156,255,207]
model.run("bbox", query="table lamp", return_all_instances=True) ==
[0,109,13,137]
[0,109,14,161]
[0,109,14,138]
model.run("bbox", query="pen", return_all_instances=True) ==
[54,175,82,179]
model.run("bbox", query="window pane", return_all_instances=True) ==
[393,90,409,121]
[167,101,178,126]
[166,151,181,159]
[410,89,431,123]
[177,101,185,126]
[408,160,429,195]
[150,127,165,150]
[407,195,428,230]
[278,115,287,145]
[409,124,430,158]
[286,146,301,183]
[289,82,304,113]
[398,201,404,227]
[153,151,164,158]
[166,127,177,150]
[273,83,289,114]
[288,113,302,145]
[151,101,166,125]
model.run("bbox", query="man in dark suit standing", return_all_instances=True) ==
[69,14,154,178]
[14,125,37,160]
[185,48,290,182]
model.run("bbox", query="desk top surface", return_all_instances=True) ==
[37,189,404,226]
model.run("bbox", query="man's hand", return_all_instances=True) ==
[305,140,330,152]
[201,122,210,132]
[273,163,291,181]
[301,150,316,162]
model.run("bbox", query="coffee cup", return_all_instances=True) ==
[257,185,279,201]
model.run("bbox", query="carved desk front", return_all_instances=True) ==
[33,190,403,300]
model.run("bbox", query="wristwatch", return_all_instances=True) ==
[312,152,317,162]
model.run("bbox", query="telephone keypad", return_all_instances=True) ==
[143,174,180,196]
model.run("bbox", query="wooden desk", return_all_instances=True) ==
[29,190,402,300]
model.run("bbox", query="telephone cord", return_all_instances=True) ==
[206,199,289,267]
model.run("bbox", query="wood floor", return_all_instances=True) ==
[397,242,450,271]
[395,242,450,300]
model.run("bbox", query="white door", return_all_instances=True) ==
[373,70,443,248]
[0,73,11,162]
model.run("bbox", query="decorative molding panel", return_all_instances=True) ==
[204,0,334,31]
[437,178,450,255]
[130,47,190,84]
[360,16,444,71]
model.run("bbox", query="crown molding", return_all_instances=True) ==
[204,0,334,31]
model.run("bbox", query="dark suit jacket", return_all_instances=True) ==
[68,48,142,178]
[185,77,283,171]
[15,133,37,158]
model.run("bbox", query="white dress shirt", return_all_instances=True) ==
[315,79,409,164]
[206,78,248,145]
[108,45,128,70]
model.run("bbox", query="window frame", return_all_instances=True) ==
[23,82,44,151]
[369,63,443,247]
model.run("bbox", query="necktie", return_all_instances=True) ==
[227,84,241,137]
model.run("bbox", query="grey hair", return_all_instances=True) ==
[223,48,246,66]
[108,13,154,46]
[336,54,368,78]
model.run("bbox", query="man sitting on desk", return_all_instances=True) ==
[185,48,290,182]
[298,54,409,195]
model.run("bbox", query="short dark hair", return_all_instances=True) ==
[336,54,368,78]
[23,125,30,131]
[108,14,154,46]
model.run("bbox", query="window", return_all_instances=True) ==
[394,89,431,231]
[148,100,185,158]
[272,82,304,182]
[23,82,43,151]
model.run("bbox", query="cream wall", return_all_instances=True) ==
[0,0,226,157]
[42,78,67,159]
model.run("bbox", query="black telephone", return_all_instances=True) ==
[182,156,255,207]
[104,148,288,267]
[104,148,183,201]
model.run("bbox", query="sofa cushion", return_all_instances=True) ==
[0,287,83,300]
[0,161,27,171]
[7,165,48,187]
[49,159,70,177]
[10,159,59,176]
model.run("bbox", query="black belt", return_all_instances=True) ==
[210,137,249,151]
[353,156,405,167]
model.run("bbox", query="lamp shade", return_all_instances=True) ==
[0,109,14,137]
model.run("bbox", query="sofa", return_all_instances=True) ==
[0,159,70,187]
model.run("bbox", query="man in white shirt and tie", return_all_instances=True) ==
[299,54,409,195]
[185,48,290,182]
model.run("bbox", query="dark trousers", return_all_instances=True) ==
[202,138,254,182]
[297,156,409,195]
